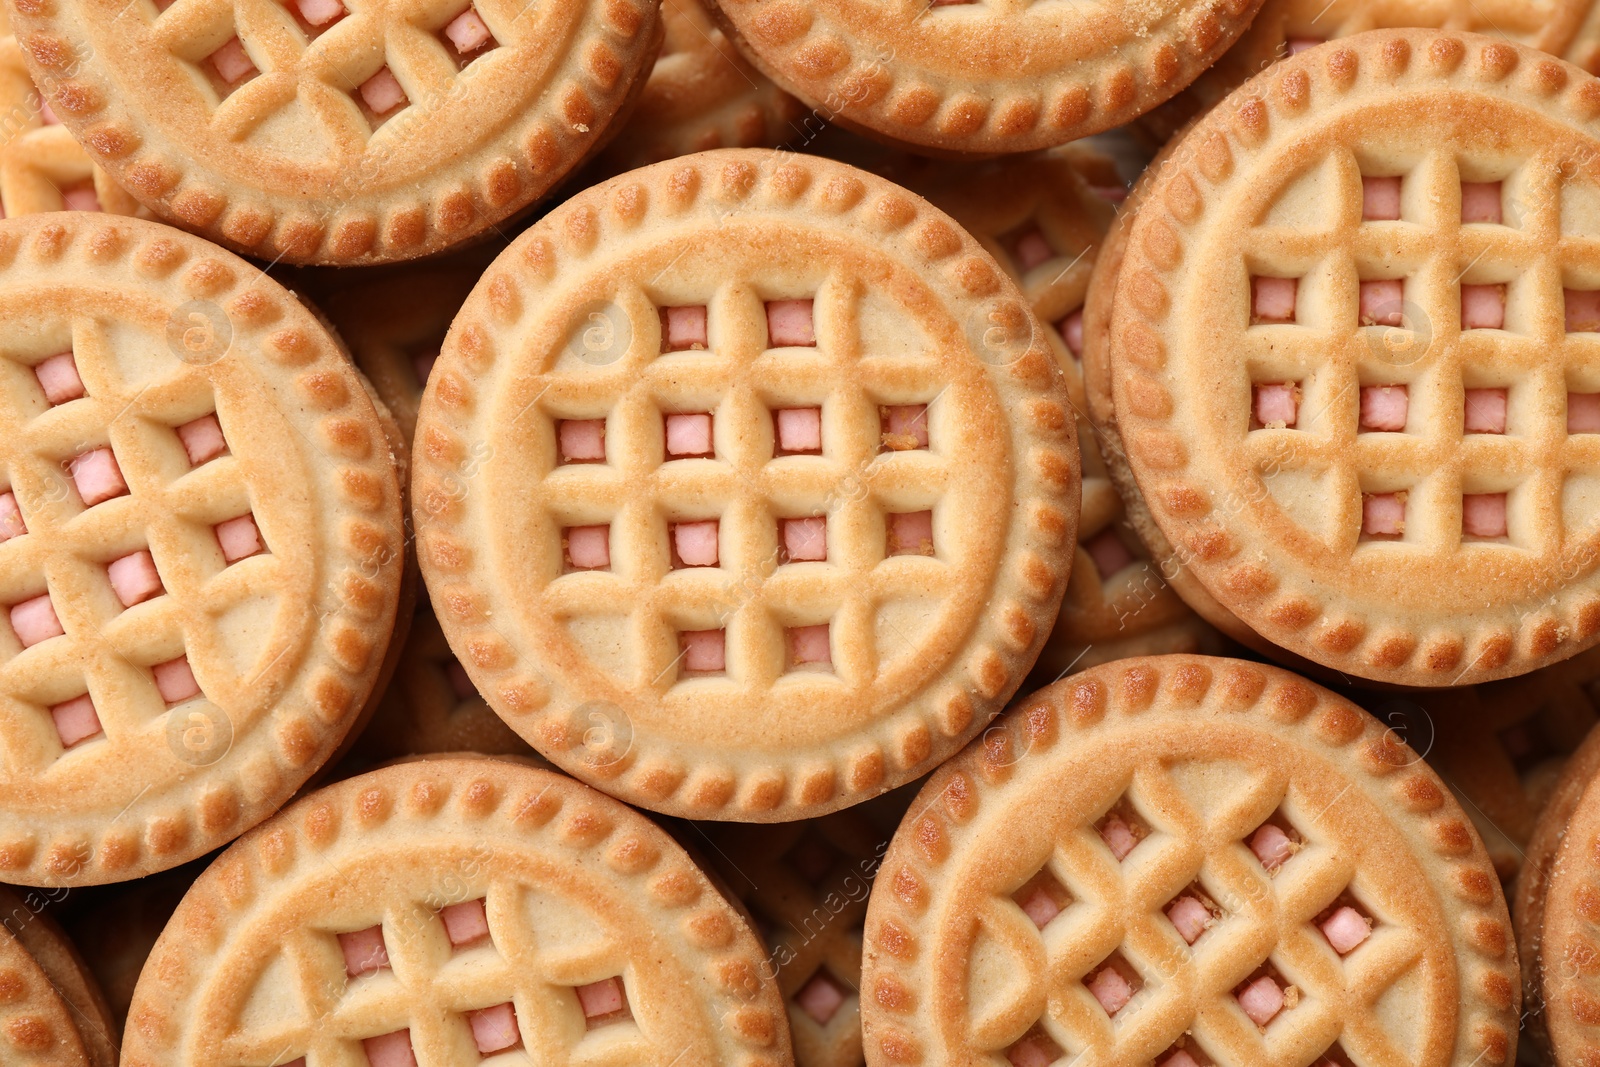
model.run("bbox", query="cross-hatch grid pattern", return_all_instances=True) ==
[988,766,1422,1067]
[530,274,987,702]
[1231,144,1600,559]
[144,0,528,162]
[219,879,651,1067]
[0,310,279,774]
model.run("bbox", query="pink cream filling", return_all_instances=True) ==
[71,447,127,506]
[35,352,84,405]
[108,550,163,608]
[51,694,102,748]
[1360,176,1401,221]
[766,299,816,347]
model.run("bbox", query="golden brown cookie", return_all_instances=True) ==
[705,0,1265,156]
[412,148,1081,822]
[0,887,115,1067]
[1093,29,1600,687]
[861,655,1519,1067]
[0,213,406,885]
[599,0,804,172]
[7,0,664,264]
[1138,0,1600,144]
[122,757,795,1067]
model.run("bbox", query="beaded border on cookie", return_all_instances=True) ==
[0,214,406,885]
[411,148,1081,822]
[119,760,791,1067]
[860,655,1519,1066]
[1107,31,1600,684]
[708,0,1261,153]
[7,0,661,264]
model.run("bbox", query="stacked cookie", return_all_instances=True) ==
[4,0,1600,1064]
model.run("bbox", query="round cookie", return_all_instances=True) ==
[1512,722,1600,1061]
[6,0,664,265]
[412,148,1081,821]
[860,654,1518,1067]
[885,149,1224,680]
[1138,0,1600,144]
[598,0,804,173]
[1097,29,1600,686]
[0,887,116,1067]
[122,757,794,1067]
[704,0,1265,156]
[0,213,407,885]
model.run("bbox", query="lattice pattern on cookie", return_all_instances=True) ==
[1232,145,1600,553]
[0,215,405,887]
[860,656,1520,1067]
[414,151,1079,820]
[121,760,790,1067]
[1106,32,1600,683]
[11,0,660,263]
[0,316,274,769]
[529,284,961,694]
[982,774,1417,1064]
[224,885,647,1064]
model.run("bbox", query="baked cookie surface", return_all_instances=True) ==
[1101,29,1600,686]
[0,213,406,885]
[860,654,1518,1067]
[122,757,794,1067]
[6,0,663,263]
[413,148,1081,821]
[706,0,1264,155]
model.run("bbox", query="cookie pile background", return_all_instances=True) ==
[0,0,1598,1064]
